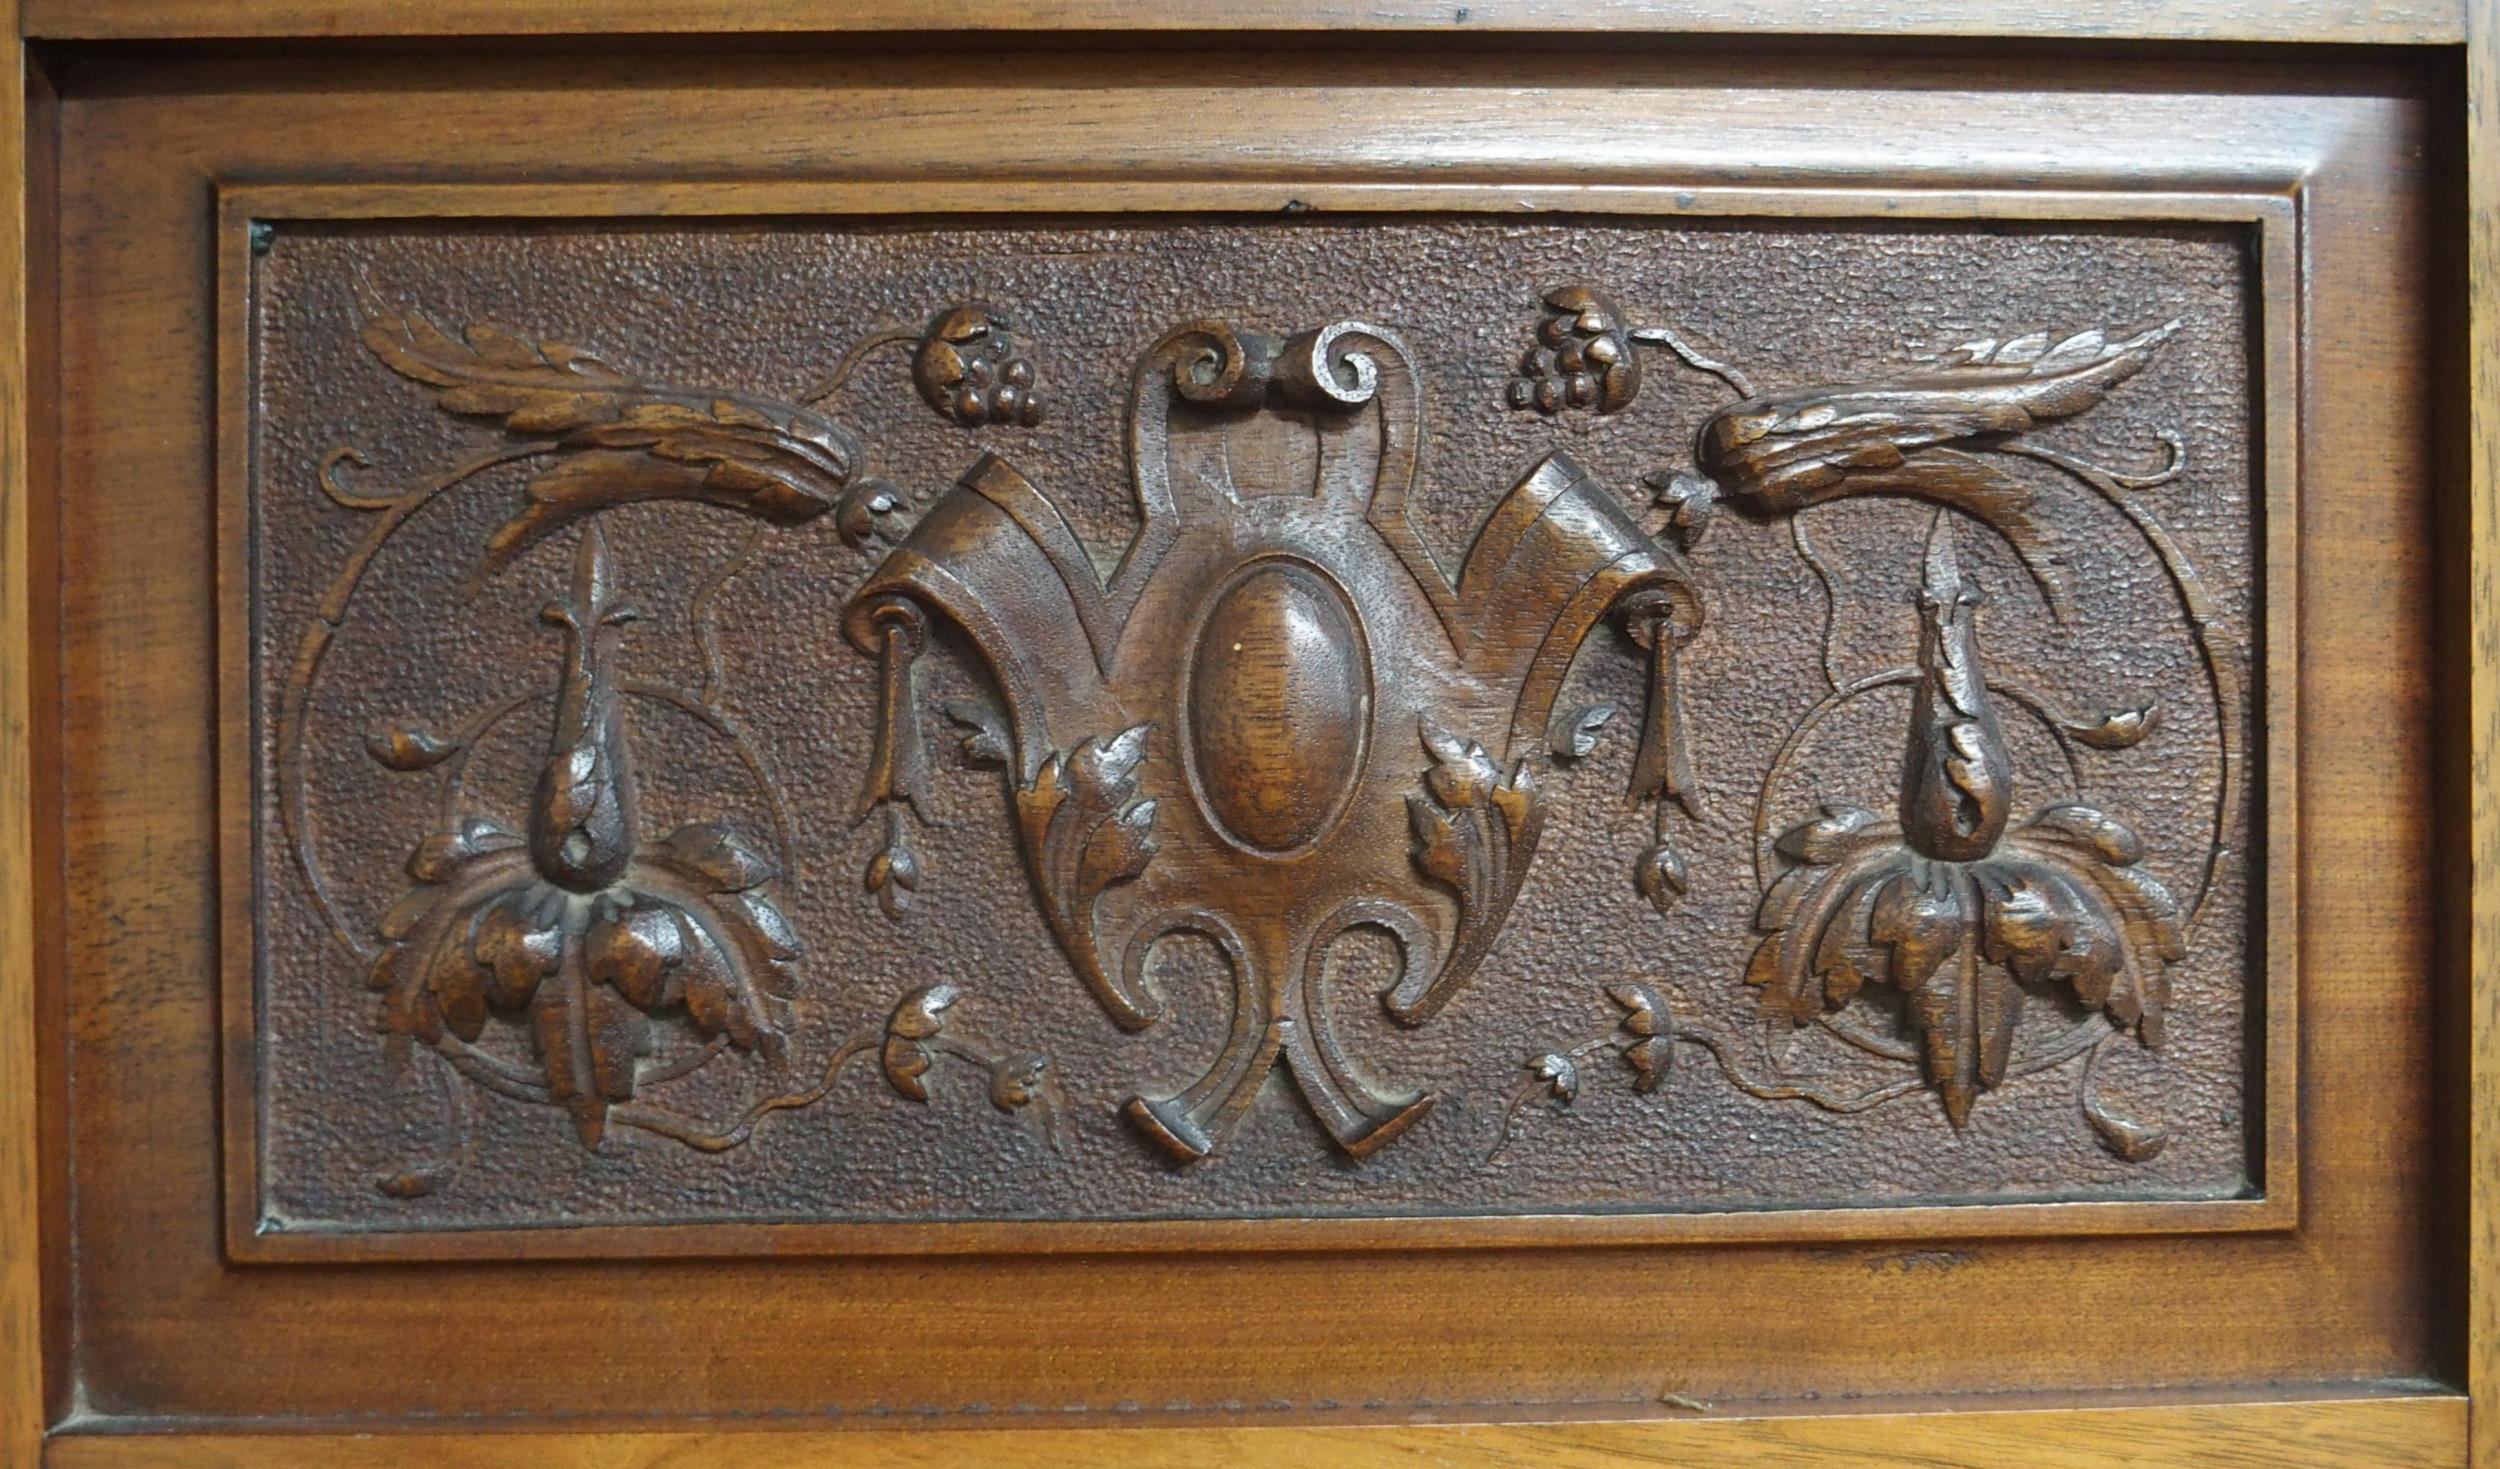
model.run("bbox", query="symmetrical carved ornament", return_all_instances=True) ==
[846,319,1697,1159]
[268,253,2243,1199]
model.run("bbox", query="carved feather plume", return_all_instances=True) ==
[1691,320,2180,613]
[353,279,857,583]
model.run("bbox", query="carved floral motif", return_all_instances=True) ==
[1746,515,2180,1133]
[1506,288,2230,1159]
[1489,983,1673,1161]
[283,268,2243,1193]
[369,526,801,1150]
[289,292,1063,1193]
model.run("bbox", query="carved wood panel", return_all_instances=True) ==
[224,202,2287,1253]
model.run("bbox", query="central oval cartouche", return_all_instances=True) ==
[1184,560,1370,856]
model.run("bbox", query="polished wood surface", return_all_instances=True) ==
[0,4,45,1466]
[2468,3,2499,1467]
[34,1394,2475,1469]
[33,43,2442,1432]
[212,180,2294,1259]
[0,11,2486,1469]
[14,0,2469,44]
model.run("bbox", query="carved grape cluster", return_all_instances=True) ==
[913,305,1046,427]
[1507,284,1642,415]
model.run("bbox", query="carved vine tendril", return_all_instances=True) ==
[289,290,1067,1184]
[1516,283,2223,1156]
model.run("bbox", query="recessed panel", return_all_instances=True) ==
[229,208,2278,1251]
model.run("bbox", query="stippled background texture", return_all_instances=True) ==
[244,216,2257,1237]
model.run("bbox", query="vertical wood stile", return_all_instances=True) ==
[0,1,40,1464]
[2473,0,2499,1465]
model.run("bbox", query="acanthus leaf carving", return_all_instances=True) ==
[1014,725,1164,1031]
[351,279,859,586]
[1399,722,1543,1026]
[1687,317,2183,615]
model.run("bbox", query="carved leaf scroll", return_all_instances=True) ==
[1014,726,1163,1031]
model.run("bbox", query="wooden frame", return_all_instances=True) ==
[1,3,2487,1466]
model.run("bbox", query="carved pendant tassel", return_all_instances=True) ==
[1626,600,1700,820]
[854,595,932,916]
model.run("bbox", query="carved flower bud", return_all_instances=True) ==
[1530,1052,1580,1103]
[1644,468,1721,550]
[887,983,958,1041]
[1635,840,1690,912]
[1625,1035,1672,1094]
[835,476,903,551]
[880,983,959,1102]
[1420,724,1501,807]
[989,1053,1050,1112]
[865,817,922,919]
[1609,982,1674,1093]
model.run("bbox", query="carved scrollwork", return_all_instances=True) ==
[846,317,1697,1161]
[275,258,2244,1205]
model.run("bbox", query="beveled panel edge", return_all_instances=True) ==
[212,176,2303,1262]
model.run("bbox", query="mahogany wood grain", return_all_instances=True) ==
[1,14,2485,1469]
[0,4,46,1466]
[2468,1,2499,1465]
[34,1394,2474,1469]
[13,0,2469,44]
